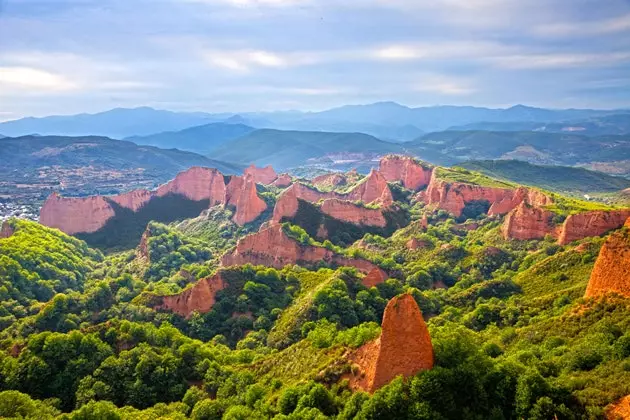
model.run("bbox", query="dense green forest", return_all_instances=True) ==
[1,173,629,420]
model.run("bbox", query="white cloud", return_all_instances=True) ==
[413,74,476,95]
[491,52,630,69]
[0,67,78,91]
[533,13,630,37]
[202,49,306,72]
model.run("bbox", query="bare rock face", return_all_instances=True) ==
[312,172,348,188]
[156,166,227,204]
[423,171,552,218]
[379,155,433,191]
[585,221,630,299]
[320,199,387,228]
[348,294,434,392]
[244,164,278,185]
[557,210,630,245]
[362,268,389,287]
[347,169,393,205]
[501,202,557,240]
[39,193,116,235]
[152,272,226,318]
[606,395,630,420]
[272,173,293,188]
[110,189,155,211]
[221,224,383,275]
[0,221,15,239]
[272,183,335,222]
[226,174,268,225]
[137,226,151,261]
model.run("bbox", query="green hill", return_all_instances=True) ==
[458,160,630,195]
[212,128,402,169]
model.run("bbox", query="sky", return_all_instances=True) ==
[1,0,630,121]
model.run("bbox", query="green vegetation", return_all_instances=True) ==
[459,160,630,195]
[434,166,515,188]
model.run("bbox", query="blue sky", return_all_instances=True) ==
[1,0,629,120]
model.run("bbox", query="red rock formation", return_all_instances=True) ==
[423,171,552,218]
[312,172,348,188]
[272,183,334,222]
[348,294,434,392]
[110,189,155,211]
[244,164,278,185]
[585,222,630,299]
[606,395,630,420]
[406,237,431,250]
[156,166,227,204]
[501,202,557,240]
[557,210,630,245]
[137,227,151,261]
[0,221,14,239]
[221,224,383,275]
[39,193,116,235]
[362,268,389,287]
[226,174,268,225]
[320,199,387,227]
[153,272,226,318]
[379,155,433,191]
[347,169,393,205]
[272,173,292,188]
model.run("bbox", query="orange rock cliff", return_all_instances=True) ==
[221,223,387,285]
[348,294,434,392]
[151,272,226,318]
[244,164,278,185]
[39,166,269,235]
[0,221,15,239]
[379,155,433,191]
[584,219,630,299]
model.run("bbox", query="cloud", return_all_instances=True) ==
[413,74,476,95]
[0,66,78,91]
[533,13,630,37]
[491,52,630,69]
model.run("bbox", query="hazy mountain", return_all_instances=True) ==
[406,130,630,169]
[458,160,630,194]
[212,128,402,170]
[448,113,630,136]
[0,107,231,139]
[126,122,256,154]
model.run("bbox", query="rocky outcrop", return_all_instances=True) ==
[272,173,293,188]
[502,204,630,244]
[348,294,434,392]
[244,164,278,185]
[221,224,384,275]
[0,221,15,239]
[501,202,557,240]
[606,395,630,420]
[137,226,151,261]
[585,221,630,299]
[422,171,552,218]
[320,199,387,228]
[39,193,116,235]
[312,172,348,188]
[557,210,630,245]
[152,272,226,318]
[226,174,268,225]
[379,155,433,191]
[362,268,389,287]
[110,189,155,212]
[271,184,335,223]
[156,166,227,205]
[346,169,393,205]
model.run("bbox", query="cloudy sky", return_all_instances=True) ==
[1,0,630,120]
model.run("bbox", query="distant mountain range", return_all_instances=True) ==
[3,102,629,141]
[126,122,256,154]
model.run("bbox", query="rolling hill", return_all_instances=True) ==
[458,160,630,195]
[126,122,256,154]
[211,128,402,170]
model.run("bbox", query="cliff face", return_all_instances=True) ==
[244,164,278,185]
[606,395,630,420]
[422,171,552,218]
[501,202,557,240]
[585,221,630,299]
[502,205,630,244]
[557,210,630,245]
[156,166,227,205]
[221,224,384,275]
[272,173,293,188]
[320,199,387,228]
[110,189,155,211]
[0,221,14,239]
[349,294,434,392]
[226,175,268,225]
[153,272,226,318]
[346,169,393,205]
[379,155,433,191]
[312,173,348,188]
[39,193,116,235]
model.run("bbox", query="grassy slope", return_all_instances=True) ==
[458,160,630,195]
